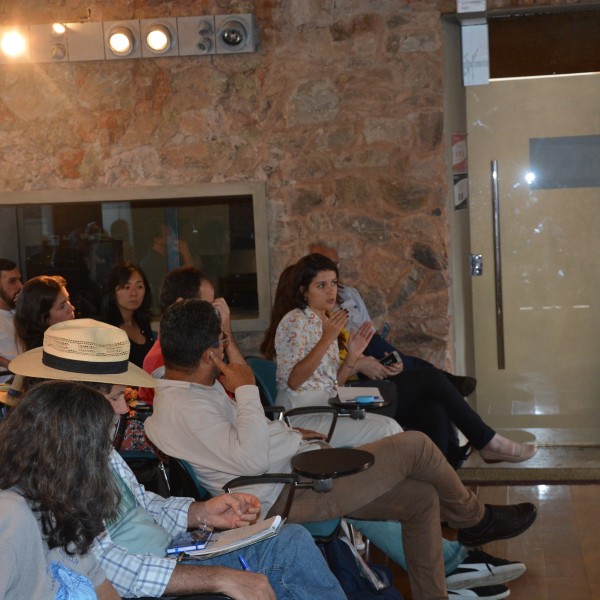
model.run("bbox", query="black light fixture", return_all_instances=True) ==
[215,14,258,54]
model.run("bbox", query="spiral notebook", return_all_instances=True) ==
[171,515,284,560]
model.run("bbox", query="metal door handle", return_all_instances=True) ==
[491,160,505,369]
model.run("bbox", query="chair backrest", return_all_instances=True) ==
[245,356,278,406]
[168,456,213,501]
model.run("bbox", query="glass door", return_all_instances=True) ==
[467,73,600,445]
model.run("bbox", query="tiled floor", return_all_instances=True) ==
[369,483,600,600]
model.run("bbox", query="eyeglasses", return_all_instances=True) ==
[210,335,229,349]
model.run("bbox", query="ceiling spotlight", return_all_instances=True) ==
[109,27,134,55]
[103,20,141,59]
[1,30,27,58]
[146,25,170,52]
[221,21,245,46]
[214,14,257,54]
[141,19,177,57]
[52,23,66,36]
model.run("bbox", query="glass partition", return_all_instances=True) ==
[0,183,270,331]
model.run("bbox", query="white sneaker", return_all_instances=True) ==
[446,549,525,590]
[449,585,510,599]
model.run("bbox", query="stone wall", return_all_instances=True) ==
[0,0,592,364]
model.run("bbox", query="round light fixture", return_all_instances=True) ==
[1,30,27,57]
[108,26,135,56]
[146,24,171,53]
[52,23,66,36]
[220,20,246,46]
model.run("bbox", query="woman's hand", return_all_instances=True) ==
[346,322,375,361]
[321,309,348,345]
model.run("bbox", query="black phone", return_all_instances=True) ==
[379,351,401,366]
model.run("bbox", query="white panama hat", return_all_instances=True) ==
[8,318,155,388]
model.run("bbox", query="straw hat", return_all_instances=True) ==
[8,318,155,388]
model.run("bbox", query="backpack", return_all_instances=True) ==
[321,535,404,600]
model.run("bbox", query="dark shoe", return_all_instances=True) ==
[457,503,537,547]
[448,584,510,598]
[445,372,477,397]
[446,549,526,590]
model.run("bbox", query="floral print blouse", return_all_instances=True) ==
[275,307,338,397]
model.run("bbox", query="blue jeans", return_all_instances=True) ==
[191,525,346,600]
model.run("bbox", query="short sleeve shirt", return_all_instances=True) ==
[274,307,338,397]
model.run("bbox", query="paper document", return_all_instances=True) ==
[173,515,284,560]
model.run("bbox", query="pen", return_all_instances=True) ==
[238,554,252,572]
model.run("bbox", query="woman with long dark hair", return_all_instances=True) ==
[14,275,75,352]
[101,263,154,367]
[262,253,536,467]
[0,380,121,599]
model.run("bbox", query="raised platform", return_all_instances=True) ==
[458,445,600,485]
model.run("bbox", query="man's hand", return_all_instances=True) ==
[356,355,403,379]
[293,427,327,440]
[201,493,261,529]
[168,564,275,599]
[209,352,255,392]
[213,297,232,336]
[218,569,276,600]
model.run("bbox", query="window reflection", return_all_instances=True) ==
[17,195,259,321]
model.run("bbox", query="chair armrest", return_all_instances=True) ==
[223,473,299,519]
[283,406,338,443]
[263,405,286,420]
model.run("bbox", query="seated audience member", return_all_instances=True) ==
[9,319,346,600]
[309,242,477,396]
[145,298,537,600]
[14,274,75,352]
[0,380,121,599]
[265,253,536,467]
[260,260,401,445]
[0,259,23,381]
[141,266,241,403]
[101,263,154,368]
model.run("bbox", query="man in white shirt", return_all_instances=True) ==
[0,259,23,382]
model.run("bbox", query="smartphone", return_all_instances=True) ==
[379,351,401,366]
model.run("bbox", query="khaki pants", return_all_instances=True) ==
[268,430,485,600]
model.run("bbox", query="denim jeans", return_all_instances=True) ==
[189,524,346,600]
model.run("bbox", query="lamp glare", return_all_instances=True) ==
[1,31,27,57]
[146,26,170,52]
[109,28,134,55]
[52,23,66,35]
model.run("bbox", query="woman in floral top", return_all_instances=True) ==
[260,254,402,447]
[263,253,538,469]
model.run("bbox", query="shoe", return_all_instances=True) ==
[445,373,477,397]
[479,434,537,464]
[449,584,510,599]
[446,549,526,590]
[457,503,537,547]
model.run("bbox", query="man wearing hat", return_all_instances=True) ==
[9,319,346,600]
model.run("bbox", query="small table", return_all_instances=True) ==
[328,396,390,420]
[291,448,374,492]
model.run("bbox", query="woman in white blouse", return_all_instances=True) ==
[262,253,537,467]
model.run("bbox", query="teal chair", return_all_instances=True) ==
[245,356,278,406]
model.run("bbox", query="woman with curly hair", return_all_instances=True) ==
[101,263,154,367]
[0,380,121,599]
